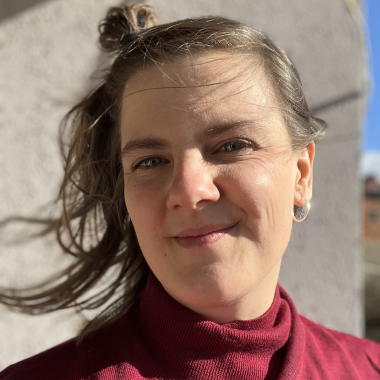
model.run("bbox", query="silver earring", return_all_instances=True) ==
[292,199,310,222]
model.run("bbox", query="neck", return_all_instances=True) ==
[165,260,281,324]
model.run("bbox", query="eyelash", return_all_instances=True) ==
[218,139,254,153]
[132,139,255,171]
[132,157,168,171]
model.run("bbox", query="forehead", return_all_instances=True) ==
[120,51,281,142]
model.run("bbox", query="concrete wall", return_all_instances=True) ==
[0,0,48,21]
[0,0,367,370]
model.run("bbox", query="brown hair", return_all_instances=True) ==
[0,3,326,340]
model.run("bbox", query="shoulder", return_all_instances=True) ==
[0,315,141,380]
[300,314,380,352]
[0,337,81,380]
[300,315,380,376]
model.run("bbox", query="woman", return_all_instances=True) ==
[1,3,379,379]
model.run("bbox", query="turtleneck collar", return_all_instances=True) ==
[137,272,301,380]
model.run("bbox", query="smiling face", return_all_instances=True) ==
[120,52,314,322]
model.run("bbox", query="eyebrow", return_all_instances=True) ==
[121,137,169,159]
[120,120,263,159]
[201,120,263,140]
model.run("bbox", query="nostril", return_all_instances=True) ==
[166,179,220,210]
[195,199,218,210]
[165,158,220,210]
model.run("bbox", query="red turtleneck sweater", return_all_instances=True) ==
[1,273,380,379]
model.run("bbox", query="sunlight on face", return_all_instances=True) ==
[120,52,300,321]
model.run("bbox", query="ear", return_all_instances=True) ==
[294,143,315,207]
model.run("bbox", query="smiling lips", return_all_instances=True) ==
[174,224,236,249]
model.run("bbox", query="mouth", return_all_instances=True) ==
[173,224,237,249]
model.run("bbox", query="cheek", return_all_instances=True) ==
[222,158,295,232]
[123,179,166,248]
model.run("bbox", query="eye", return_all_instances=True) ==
[133,157,167,170]
[219,140,254,152]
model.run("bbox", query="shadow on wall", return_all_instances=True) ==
[0,0,50,22]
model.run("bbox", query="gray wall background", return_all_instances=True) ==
[0,0,368,370]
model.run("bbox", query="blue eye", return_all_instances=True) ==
[220,140,253,152]
[133,157,166,170]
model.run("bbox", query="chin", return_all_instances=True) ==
[167,267,254,313]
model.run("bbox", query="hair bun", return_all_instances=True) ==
[99,4,158,55]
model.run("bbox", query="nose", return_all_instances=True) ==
[166,152,220,211]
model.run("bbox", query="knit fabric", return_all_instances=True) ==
[1,273,380,379]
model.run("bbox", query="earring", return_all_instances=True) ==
[292,199,310,222]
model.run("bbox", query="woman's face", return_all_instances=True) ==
[120,52,313,321]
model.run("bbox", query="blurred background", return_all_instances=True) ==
[362,0,380,343]
[0,0,378,371]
